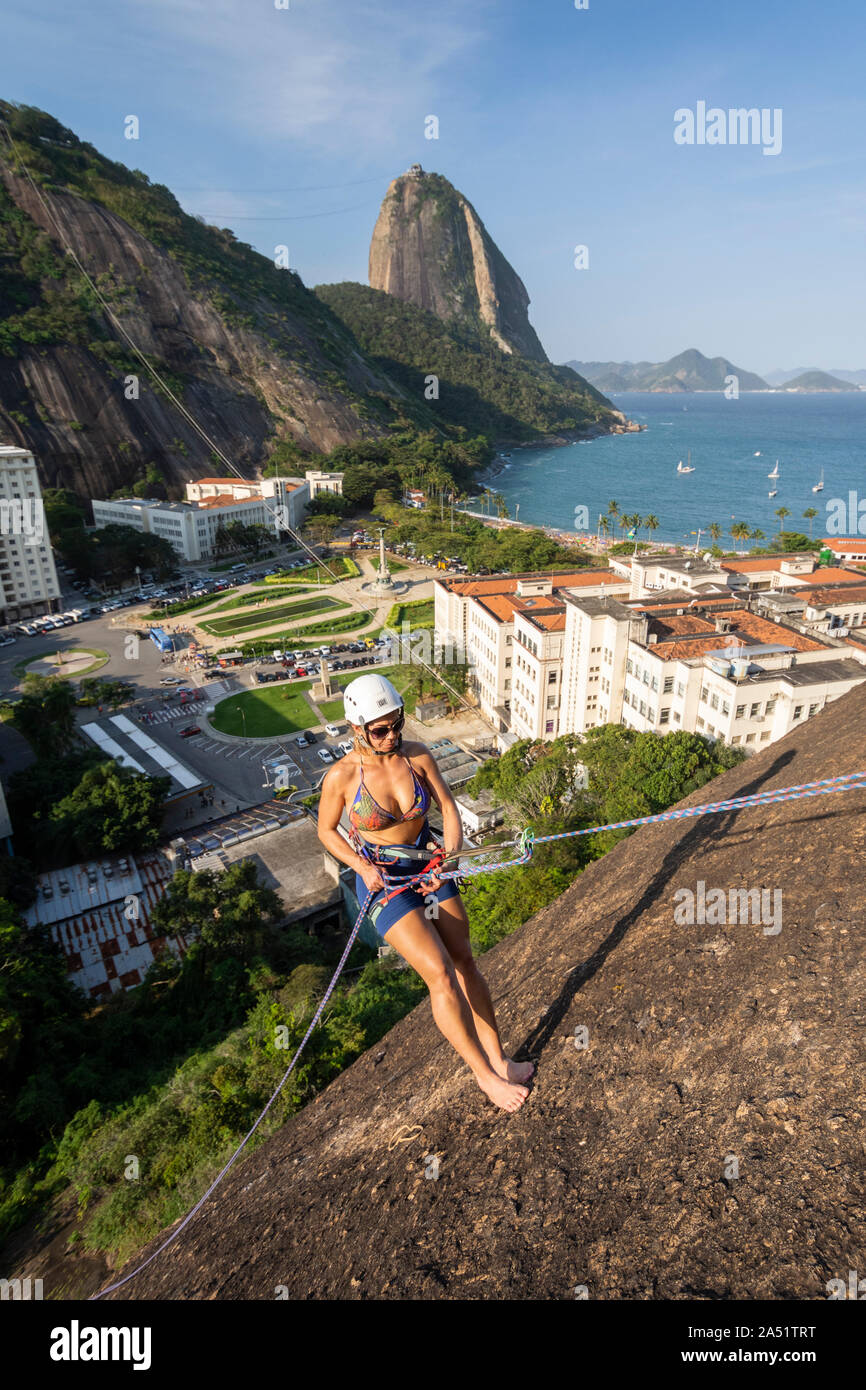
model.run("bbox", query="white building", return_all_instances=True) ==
[184,475,311,535]
[92,494,278,563]
[435,557,866,755]
[0,445,61,624]
[305,469,344,500]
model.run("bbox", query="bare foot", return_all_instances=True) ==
[491,1056,535,1084]
[476,1070,531,1113]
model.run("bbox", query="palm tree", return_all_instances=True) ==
[598,515,611,541]
[730,521,751,547]
[775,506,790,535]
[494,492,509,520]
[608,500,619,522]
[749,528,765,549]
[708,522,722,544]
[629,514,642,555]
[803,506,818,539]
[644,514,659,546]
[618,514,631,539]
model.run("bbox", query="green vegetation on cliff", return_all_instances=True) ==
[315,281,619,440]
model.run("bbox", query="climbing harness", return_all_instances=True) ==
[90,768,866,1298]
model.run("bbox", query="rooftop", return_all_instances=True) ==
[748,657,866,687]
[439,568,620,598]
[80,716,212,800]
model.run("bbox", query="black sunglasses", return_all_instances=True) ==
[365,711,404,740]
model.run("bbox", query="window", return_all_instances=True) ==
[673,710,681,723]
[650,676,658,692]
[660,708,670,724]
[732,735,741,744]
[736,704,745,719]
[663,676,673,693]
[721,700,730,717]
[760,731,771,741]
[793,705,803,719]
[746,732,756,743]
[696,716,705,729]
[642,669,649,685]
[750,703,760,718]
[677,681,685,697]
[710,692,719,710]
[548,670,557,683]
[765,698,776,713]
[545,720,554,733]
[700,687,708,703]
[808,703,818,716]
[639,700,646,716]
[627,659,633,675]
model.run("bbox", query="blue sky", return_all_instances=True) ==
[3,0,865,372]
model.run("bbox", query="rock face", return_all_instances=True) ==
[0,131,407,502]
[98,682,866,1301]
[369,167,548,363]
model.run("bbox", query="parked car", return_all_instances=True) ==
[317,747,334,764]
[160,677,181,686]
[179,725,201,738]
[325,723,342,737]
[295,666,307,678]
[337,740,355,756]
[304,729,317,744]
[295,734,309,748]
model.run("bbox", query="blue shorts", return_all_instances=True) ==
[354,820,461,939]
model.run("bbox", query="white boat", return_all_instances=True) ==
[754,450,762,456]
[677,449,695,474]
[767,460,780,479]
[768,488,778,498]
[812,467,824,493]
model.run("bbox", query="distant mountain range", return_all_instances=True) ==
[562,350,767,393]
[564,349,863,393]
[763,365,866,387]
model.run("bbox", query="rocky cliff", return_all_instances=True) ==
[92,680,866,1300]
[0,104,419,501]
[369,167,548,363]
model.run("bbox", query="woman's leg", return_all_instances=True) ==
[382,903,530,1113]
[431,893,535,1086]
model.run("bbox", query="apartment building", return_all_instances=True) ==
[184,474,313,533]
[437,555,866,755]
[0,445,61,624]
[91,494,278,562]
[435,569,631,735]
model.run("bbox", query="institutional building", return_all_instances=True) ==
[434,551,866,754]
[0,445,61,624]
[91,468,338,562]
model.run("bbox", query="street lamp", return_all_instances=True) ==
[235,704,247,738]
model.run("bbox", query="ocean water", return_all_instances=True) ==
[486,391,866,547]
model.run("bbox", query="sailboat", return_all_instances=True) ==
[767,460,780,479]
[768,488,778,498]
[754,451,762,457]
[812,467,824,493]
[677,449,695,474]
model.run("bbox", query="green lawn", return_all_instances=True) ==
[228,611,374,655]
[264,556,358,585]
[383,598,435,629]
[208,586,311,613]
[210,683,317,737]
[201,595,346,637]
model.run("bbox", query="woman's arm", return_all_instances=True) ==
[316,765,385,891]
[413,747,464,857]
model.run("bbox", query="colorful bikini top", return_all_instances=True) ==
[348,746,430,833]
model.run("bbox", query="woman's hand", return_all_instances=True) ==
[358,861,386,895]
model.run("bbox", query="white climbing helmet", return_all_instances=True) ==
[343,673,403,730]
